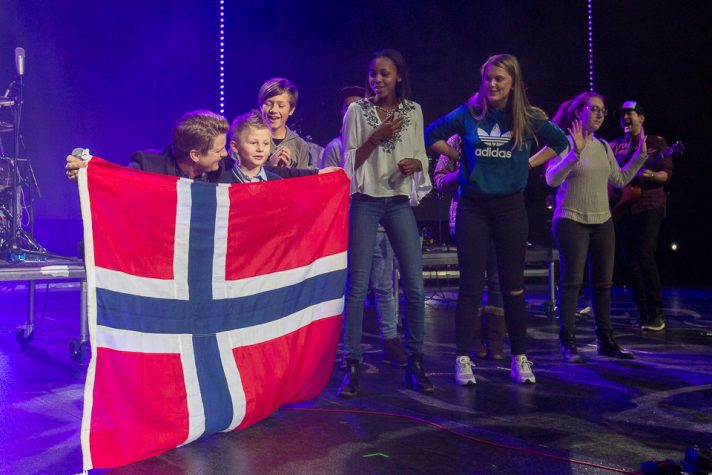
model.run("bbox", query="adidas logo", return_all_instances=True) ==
[475,124,512,158]
[477,124,512,146]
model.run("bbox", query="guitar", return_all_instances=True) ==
[609,140,684,221]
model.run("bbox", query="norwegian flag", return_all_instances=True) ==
[77,158,349,470]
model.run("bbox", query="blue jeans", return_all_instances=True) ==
[370,228,397,339]
[344,193,425,360]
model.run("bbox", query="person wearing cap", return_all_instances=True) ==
[322,85,409,368]
[609,101,673,331]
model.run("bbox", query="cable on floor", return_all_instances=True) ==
[284,407,640,475]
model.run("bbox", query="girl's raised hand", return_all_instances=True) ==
[568,119,586,157]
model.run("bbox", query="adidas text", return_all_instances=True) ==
[475,148,512,158]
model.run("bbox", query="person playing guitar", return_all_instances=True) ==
[610,101,675,331]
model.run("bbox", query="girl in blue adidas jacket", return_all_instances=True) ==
[425,53,568,386]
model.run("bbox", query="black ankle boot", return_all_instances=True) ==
[596,329,634,359]
[337,359,360,398]
[561,344,584,363]
[559,331,584,363]
[405,353,434,393]
[483,307,505,360]
[382,338,408,367]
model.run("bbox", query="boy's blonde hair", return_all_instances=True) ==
[229,110,271,145]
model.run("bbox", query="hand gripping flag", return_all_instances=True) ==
[77,158,349,470]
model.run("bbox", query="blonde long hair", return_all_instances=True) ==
[467,54,546,151]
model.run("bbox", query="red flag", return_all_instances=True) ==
[78,158,349,469]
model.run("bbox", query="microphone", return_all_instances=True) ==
[15,47,25,76]
[71,147,92,161]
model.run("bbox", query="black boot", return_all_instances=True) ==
[382,338,408,367]
[483,306,505,360]
[405,353,434,393]
[596,329,634,359]
[472,308,487,358]
[337,359,360,398]
[559,331,583,363]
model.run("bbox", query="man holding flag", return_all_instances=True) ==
[70,110,350,470]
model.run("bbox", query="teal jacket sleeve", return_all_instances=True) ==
[424,104,468,148]
[533,118,568,154]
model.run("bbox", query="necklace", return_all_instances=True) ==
[375,103,398,120]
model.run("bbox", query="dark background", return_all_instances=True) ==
[1,0,709,284]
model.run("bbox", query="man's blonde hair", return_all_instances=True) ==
[171,110,228,159]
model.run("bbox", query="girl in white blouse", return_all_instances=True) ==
[337,49,433,398]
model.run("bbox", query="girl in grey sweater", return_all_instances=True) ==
[545,91,647,363]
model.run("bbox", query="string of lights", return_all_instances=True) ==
[219,0,225,114]
[588,0,594,91]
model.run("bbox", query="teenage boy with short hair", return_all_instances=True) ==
[258,78,311,169]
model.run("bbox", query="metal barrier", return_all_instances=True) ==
[395,246,559,317]
[0,258,89,361]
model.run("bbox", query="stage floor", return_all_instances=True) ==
[1,281,710,474]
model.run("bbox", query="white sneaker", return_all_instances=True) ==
[577,306,593,317]
[455,355,476,385]
[511,354,536,384]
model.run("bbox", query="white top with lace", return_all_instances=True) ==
[342,98,432,206]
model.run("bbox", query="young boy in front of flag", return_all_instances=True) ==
[224,110,282,184]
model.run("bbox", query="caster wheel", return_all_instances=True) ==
[16,327,34,346]
[70,339,89,363]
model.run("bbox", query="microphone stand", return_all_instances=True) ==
[8,74,22,257]
[436,189,443,248]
